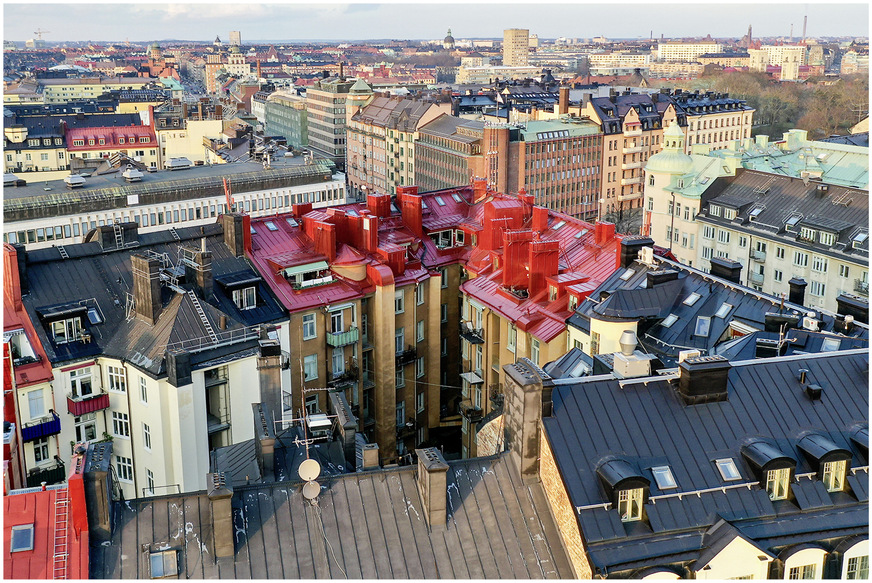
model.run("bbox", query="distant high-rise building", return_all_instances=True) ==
[229,30,241,46]
[503,28,529,67]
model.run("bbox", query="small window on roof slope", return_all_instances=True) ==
[683,292,701,306]
[651,466,677,489]
[661,314,678,328]
[620,268,635,281]
[714,303,733,319]
[715,458,741,481]
[10,524,34,552]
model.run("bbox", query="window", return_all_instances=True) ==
[724,208,737,220]
[776,247,785,260]
[70,368,93,398]
[702,225,715,239]
[75,413,97,443]
[683,292,701,306]
[51,316,83,344]
[840,265,850,278]
[766,467,790,500]
[531,338,540,365]
[396,367,405,388]
[107,365,126,392]
[441,303,447,323]
[302,313,316,340]
[788,565,816,579]
[440,268,448,288]
[709,204,722,217]
[738,235,748,248]
[416,356,425,378]
[812,256,827,273]
[793,251,808,267]
[150,549,179,578]
[651,466,677,489]
[819,232,835,246]
[139,377,148,404]
[417,392,425,413]
[27,389,45,419]
[716,458,741,481]
[394,289,404,313]
[714,303,733,319]
[618,488,643,522]
[33,436,50,463]
[146,469,155,495]
[717,229,731,244]
[115,455,134,482]
[303,354,318,381]
[774,270,783,283]
[416,284,425,305]
[809,281,826,297]
[416,320,424,342]
[143,423,152,450]
[441,337,447,356]
[112,412,130,438]
[846,556,869,580]
[822,459,846,492]
[507,325,517,352]
[232,286,256,310]
[331,347,345,377]
[694,316,711,337]
[799,226,816,241]
[10,524,38,554]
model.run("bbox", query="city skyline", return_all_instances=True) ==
[4,2,869,43]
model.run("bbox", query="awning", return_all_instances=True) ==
[3,328,25,343]
[460,371,484,384]
[281,261,329,278]
[729,320,759,336]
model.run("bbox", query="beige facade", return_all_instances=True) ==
[156,118,224,168]
[37,77,150,104]
[657,42,723,62]
[749,45,807,80]
[503,28,530,67]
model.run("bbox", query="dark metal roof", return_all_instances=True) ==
[540,349,868,572]
[90,453,573,579]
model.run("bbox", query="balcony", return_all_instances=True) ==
[21,412,61,443]
[67,390,110,416]
[326,327,359,348]
[621,160,644,170]
[490,383,504,409]
[752,250,766,263]
[328,367,358,390]
[460,321,485,344]
[620,175,643,186]
[622,144,645,154]
[749,272,764,285]
[854,279,869,296]
[396,346,417,367]
[207,411,231,434]
[458,400,483,422]
[362,371,375,389]
[26,461,66,488]
[623,127,643,137]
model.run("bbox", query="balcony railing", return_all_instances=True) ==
[622,144,645,154]
[854,279,869,296]
[458,400,483,422]
[396,346,417,367]
[621,161,644,170]
[327,327,359,348]
[749,272,764,285]
[328,367,358,389]
[21,412,61,443]
[620,175,643,186]
[26,460,66,488]
[623,127,643,137]
[67,390,110,416]
[460,321,485,344]
[207,410,231,434]
[490,383,504,408]
[752,250,766,263]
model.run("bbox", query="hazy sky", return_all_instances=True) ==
[4,1,869,43]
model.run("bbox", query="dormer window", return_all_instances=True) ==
[119,137,125,144]
[797,432,852,493]
[819,232,836,246]
[785,215,801,232]
[710,205,722,217]
[723,208,737,220]
[822,460,847,492]
[549,285,558,301]
[52,317,83,344]
[618,488,644,521]
[799,226,816,242]
[742,440,796,502]
[568,295,578,310]
[232,286,256,310]
[766,468,790,500]
[749,207,763,221]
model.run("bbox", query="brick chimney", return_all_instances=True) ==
[362,443,380,470]
[252,403,276,480]
[328,391,358,467]
[558,86,570,114]
[82,442,113,542]
[3,244,22,311]
[594,221,615,246]
[311,221,337,262]
[502,230,533,289]
[257,336,282,430]
[531,206,548,232]
[503,358,554,483]
[398,191,423,238]
[358,211,380,254]
[183,240,213,300]
[709,257,743,284]
[207,472,235,558]
[292,202,313,218]
[221,213,246,257]
[415,448,449,530]
[473,178,487,201]
[528,239,560,297]
[131,254,162,325]
[677,355,732,404]
[67,445,89,538]
[619,236,655,269]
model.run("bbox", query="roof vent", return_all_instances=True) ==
[678,349,701,363]
[619,330,637,356]
[805,384,822,400]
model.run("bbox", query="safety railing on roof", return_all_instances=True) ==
[162,324,261,353]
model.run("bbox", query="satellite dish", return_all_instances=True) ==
[299,458,322,482]
[302,481,321,500]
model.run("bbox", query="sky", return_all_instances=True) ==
[3,1,869,43]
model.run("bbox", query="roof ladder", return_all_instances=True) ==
[113,222,124,248]
[169,227,181,241]
[187,290,218,343]
[57,246,69,259]
[52,487,70,579]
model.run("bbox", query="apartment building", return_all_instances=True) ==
[64,124,160,170]
[749,45,807,81]
[414,114,486,192]
[503,28,530,67]
[671,90,754,153]
[346,94,452,199]
[657,41,723,62]
[4,217,288,499]
[264,90,308,149]
[306,76,373,172]
[697,51,751,68]
[34,77,151,104]
[4,158,346,249]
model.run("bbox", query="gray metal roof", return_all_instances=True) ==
[90,453,573,579]
[541,349,869,573]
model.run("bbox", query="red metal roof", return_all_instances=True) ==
[65,125,156,152]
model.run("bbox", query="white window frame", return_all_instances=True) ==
[140,377,148,404]
[51,316,83,344]
[651,466,677,489]
[107,365,126,393]
[507,325,517,352]
[302,313,317,340]
[416,320,424,342]
[303,354,318,381]
[715,458,741,481]
[394,289,405,314]
[70,368,93,398]
[531,338,540,365]
[766,467,790,500]
[822,459,846,492]
[617,488,643,522]
[395,328,405,354]
[112,411,130,438]
[787,564,816,579]
[143,423,152,450]
[232,286,257,310]
[27,389,46,420]
[115,455,134,483]
[416,284,425,305]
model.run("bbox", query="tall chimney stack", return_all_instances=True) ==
[415,448,449,531]
[207,473,235,558]
[131,254,162,325]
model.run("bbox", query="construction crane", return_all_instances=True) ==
[33,29,50,40]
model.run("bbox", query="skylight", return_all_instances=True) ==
[694,316,711,337]
[87,308,102,325]
[714,303,733,319]
[421,201,429,209]
[552,220,566,230]
[785,215,801,228]
[250,226,257,235]
[651,466,677,490]
[286,218,299,228]
[619,268,635,281]
[10,524,34,552]
[150,550,179,578]
[715,458,741,481]
[434,196,446,206]
[265,221,278,232]
[661,314,678,328]
[852,231,868,247]
[451,193,463,203]
[683,293,701,306]
[820,337,841,352]
[749,207,763,220]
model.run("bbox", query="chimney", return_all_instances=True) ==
[366,193,391,218]
[362,443,380,470]
[183,245,213,300]
[788,277,808,305]
[166,349,192,387]
[359,212,380,253]
[207,473,235,558]
[558,86,570,114]
[131,254,162,325]
[292,202,313,218]
[646,269,679,287]
[618,236,655,269]
[473,178,488,201]
[311,221,337,262]
[221,213,246,257]
[415,448,449,531]
[67,445,89,538]
[502,230,533,288]
[594,221,616,246]
[528,239,560,297]
[398,190,423,238]
[328,391,358,467]
[677,355,732,404]
[531,206,548,232]
[836,293,869,324]
[82,442,113,543]
[518,189,534,221]
[4,244,23,311]
[257,338,282,427]
[252,403,276,480]
[764,312,801,333]
[708,257,743,284]
[503,358,554,483]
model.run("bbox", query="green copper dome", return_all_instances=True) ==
[645,121,692,176]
